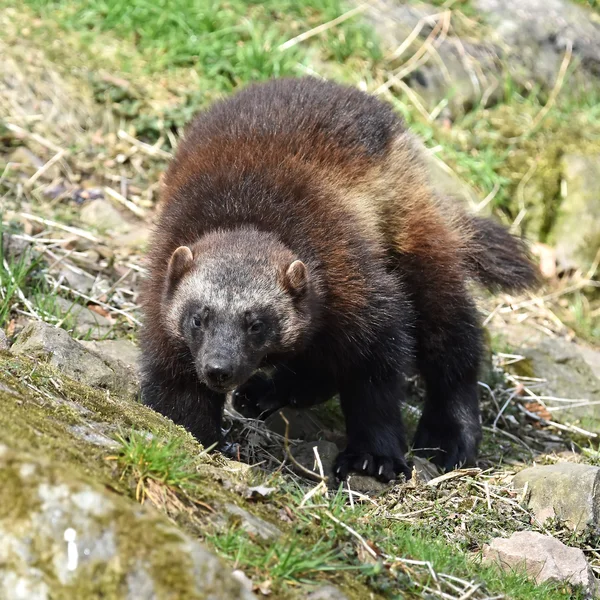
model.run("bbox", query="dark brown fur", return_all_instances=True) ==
[139,77,537,480]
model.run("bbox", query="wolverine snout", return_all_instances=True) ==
[204,360,234,388]
[199,353,252,392]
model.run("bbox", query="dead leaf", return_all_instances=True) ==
[254,579,272,596]
[524,401,552,423]
[86,304,111,319]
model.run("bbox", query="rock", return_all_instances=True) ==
[69,424,120,449]
[551,154,600,271]
[55,265,95,295]
[80,339,140,375]
[2,232,32,264]
[513,463,600,531]
[293,441,339,481]
[0,444,256,599]
[483,531,597,595]
[11,321,137,399]
[412,456,441,483]
[494,329,600,430]
[362,0,502,117]
[55,297,113,340]
[0,329,9,351]
[112,227,151,253]
[264,407,328,441]
[475,0,600,94]
[223,503,282,540]
[80,199,130,233]
[307,584,350,600]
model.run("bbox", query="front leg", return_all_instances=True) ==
[232,362,335,419]
[335,375,411,483]
[141,365,225,449]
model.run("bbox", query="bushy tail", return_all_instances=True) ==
[465,216,539,293]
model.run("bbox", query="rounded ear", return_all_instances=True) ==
[166,246,194,292]
[282,260,308,297]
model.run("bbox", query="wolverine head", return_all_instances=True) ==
[164,228,317,393]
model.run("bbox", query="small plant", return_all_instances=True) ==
[109,429,197,501]
[208,527,347,588]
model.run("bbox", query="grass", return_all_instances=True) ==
[208,528,348,588]
[20,0,380,82]
[110,428,199,501]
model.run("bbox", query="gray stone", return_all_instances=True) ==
[55,265,95,295]
[551,154,600,271]
[2,232,32,265]
[307,584,349,600]
[69,424,120,449]
[0,444,256,599]
[475,0,600,93]
[362,0,502,116]
[493,328,600,430]
[11,321,137,399]
[0,329,9,351]
[224,503,282,541]
[513,463,600,531]
[264,407,327,441]
[80,339,140,376]
[483,531,597,595]
[412,456,441,483]
[111,227,151,252]
[80,199,130,233]
[55,297,113,340]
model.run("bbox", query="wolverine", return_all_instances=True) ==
[139,77,537,482]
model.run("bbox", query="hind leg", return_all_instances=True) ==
[402,260,483,470]
[335,372,411,482]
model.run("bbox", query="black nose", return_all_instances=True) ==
[205,362,234,387]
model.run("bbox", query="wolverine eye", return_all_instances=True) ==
[248,321,264,335]
[192,307,209,328]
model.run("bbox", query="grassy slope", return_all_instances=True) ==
[0,354,588,599]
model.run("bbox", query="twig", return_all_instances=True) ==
[4,122,64,153]
[517,403,598,439]
[482,426,536,458]
[25,149,66,188]
[57,284,142,326]
[104,187,147,219]
[426,468,481,487]
[19,213,99,243]
[278,4,368,51]
[279,413,326,483]
[117,130,172,159]
[323,510,379,560]
[506,40,573,142]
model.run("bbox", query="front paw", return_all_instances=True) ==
[231,374,283,419]
[413,411,481,472]
[334,447,411,483]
